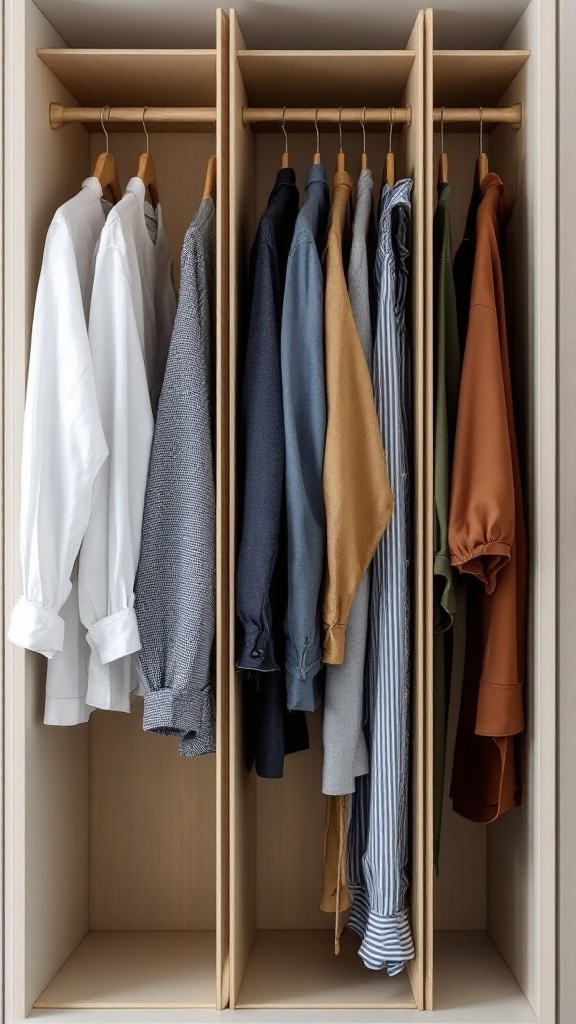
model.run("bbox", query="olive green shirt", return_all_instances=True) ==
[433,182,461,866]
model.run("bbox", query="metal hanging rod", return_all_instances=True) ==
[49,103,217,129]
[242,106,412,125]
[432,103,522,128]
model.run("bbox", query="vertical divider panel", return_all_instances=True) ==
[401,9,426,1012]
[216,8,231,1010]
[228,10,257,1009]
[423,7,435,1011]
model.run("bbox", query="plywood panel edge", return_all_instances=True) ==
[423,6,435,1012]
[216,10,231,1010]
[402,8,425,1012]
[228,10,257,1010]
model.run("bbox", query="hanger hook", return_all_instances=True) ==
[440,106,445,154]
[315,106,320,155]
[361,106,366,157]
[281,106,288,154]
[142,105,150,154]
[100,105,110,154]
[338,106,343,155]
[389,107,395,154]
[479,106,483,154]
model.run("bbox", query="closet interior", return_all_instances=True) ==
[4,2,229,1015]
[3,1,556,1022]
[228,7,425,1012]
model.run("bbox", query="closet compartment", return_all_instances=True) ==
[3,3,229,1017]
[228,10,427,1010]
[424,5,556,1022]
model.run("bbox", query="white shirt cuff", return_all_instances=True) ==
[86,607,141,665]
[9,597,65,658]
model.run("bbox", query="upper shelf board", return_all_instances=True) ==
[237,50,416,109]
[433,50,530,108]
[37,49,217,109]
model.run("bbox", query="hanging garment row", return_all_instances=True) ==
[8,110,219,755]
[235,117,414,977]
[432,118,527,863]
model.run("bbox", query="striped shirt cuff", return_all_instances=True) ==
[348,893,414,975]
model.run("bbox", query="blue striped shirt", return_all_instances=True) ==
[348,178,415,975]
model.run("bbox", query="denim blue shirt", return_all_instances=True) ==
[281,164,330,711]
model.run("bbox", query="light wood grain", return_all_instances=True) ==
[423,8,435,1011]
[34,932,217,1008]
[89,703,216,932]
[37,49,217,107]
[256,713,329,931]
[228,11,258,1009]
[401,10,426,1013]
[215,10,231,1009]
[433,50,530,107]
[237,51,415,108]
[236,930,416,1009]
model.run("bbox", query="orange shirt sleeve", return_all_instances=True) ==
[448,301,515,594]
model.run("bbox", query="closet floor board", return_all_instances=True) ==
[34,931,217,1008]
[235,928,416,1008]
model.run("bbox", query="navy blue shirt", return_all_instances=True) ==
[236,168,308,777]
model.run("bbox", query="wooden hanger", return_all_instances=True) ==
[203,155,216,200]
[93,107,122,204]
[360,108,368,171]
[281,108,290,168]
[438,106,449,183]
[336,107,345,172]
[313,108,321,165]
[476,106,489,184]
[137,106,159,208]
[385,107,395,187]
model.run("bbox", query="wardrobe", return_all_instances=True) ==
[2,0,557,1021]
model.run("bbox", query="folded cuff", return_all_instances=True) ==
[236,630,279,673]
[87,607,141,665]
[322,622,346,665]
[144,686,216,756]
[476,679,525,737]
[9,597,65,658]
[451,541,511,595]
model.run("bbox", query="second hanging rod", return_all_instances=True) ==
[242,106,412,125]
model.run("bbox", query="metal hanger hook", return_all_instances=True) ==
[315,107,320,154]
[142,105,150,154]
[338,106,343,154]
[281,106,288,154]
[479,106,483,154]
[100,105,110,154]
[440,106,445,154]
[361,106,366,156]
[389,106,395,153]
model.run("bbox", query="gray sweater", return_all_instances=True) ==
[135,197,216,755]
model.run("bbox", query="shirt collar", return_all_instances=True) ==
[82,176,104,198]
[275,167,296,187]
[306,163,327,189]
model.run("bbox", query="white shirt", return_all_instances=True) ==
[9,177,110,724]
[79,177,176,712]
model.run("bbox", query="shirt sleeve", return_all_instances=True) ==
[448,302,515,594]
[8,222,108,658]
[78,244,153,666]
[236,239,285,673]
[281,239,326,705]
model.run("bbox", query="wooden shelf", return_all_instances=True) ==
[433,50,530,107]
[37,48,217,108]
[236,928,416,1009]
[237,50,415,109]
[34,931,217,1008]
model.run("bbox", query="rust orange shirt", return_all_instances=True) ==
[448,173,526,823]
